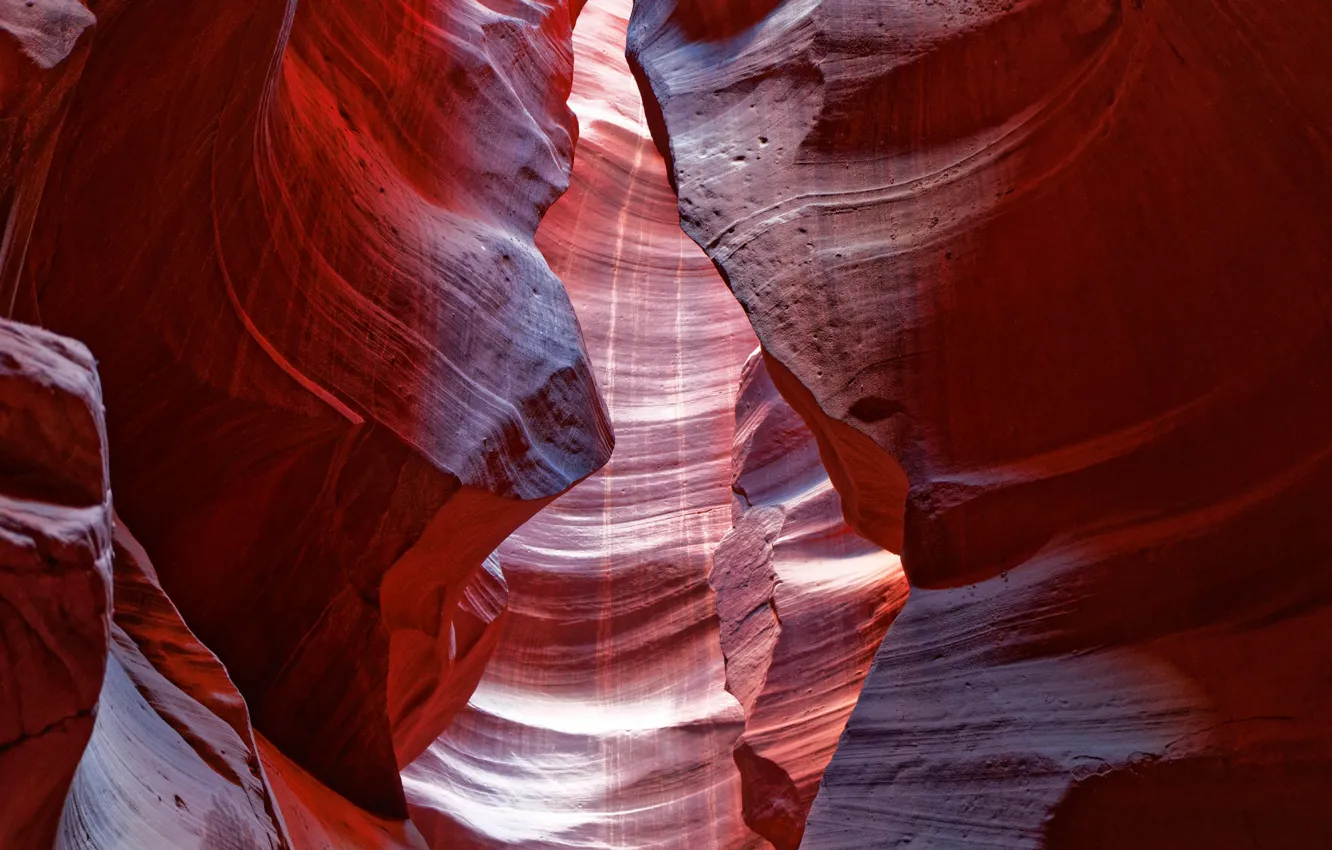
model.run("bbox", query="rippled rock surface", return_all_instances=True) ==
[7,0,1328,844]
[716,351,906,849]
[404,4,759,844]
[403,3,901,846]
[58,523,289,850]
[630,0,1332,845]
[14,0,610,818]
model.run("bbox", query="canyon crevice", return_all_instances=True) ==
[4,0,1332,847]
[403,5,903,847]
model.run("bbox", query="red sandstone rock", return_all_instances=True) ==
[390,551,511,775]
[629,0,1332,845]
[0,0,93,314]
[404,4,902,847]
[402,5,759,844]
[714,350,907,850]
[7,0,914,842]
[0,319,111,849]
[2,263,544,849]
[259,734,429,850]
[12,0,1325,842]
[57,521,290,850]
[16,0,610,816]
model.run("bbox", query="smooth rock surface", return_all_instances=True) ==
[0,0,93,314]
[259,734,429,850]
[0,319,111,850]
[629,0,1332,845]
[17,0,611,815]
[57,522,290,850]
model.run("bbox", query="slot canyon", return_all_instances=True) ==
[2,0,1330,848]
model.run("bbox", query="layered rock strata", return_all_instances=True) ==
[404,4,760,844]
[404,3,903,847]
[0,317,528,850]
[629,0,1332,845]
[15,0,611,817]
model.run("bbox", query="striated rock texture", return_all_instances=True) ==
[403,3,760,845]
[0,319,111,850]
[713,350,906,850]
[630,0,1332,846]
[404,3,902,847]
[16,0,611,817]
[57,521,290,850]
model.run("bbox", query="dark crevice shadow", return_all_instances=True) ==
[1044,757,1332,850]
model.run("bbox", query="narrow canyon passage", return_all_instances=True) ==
[8,0,1332,848]
[401,2,903,847]
[404,3,759,845]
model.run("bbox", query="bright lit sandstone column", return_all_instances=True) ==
[405,1,761,845]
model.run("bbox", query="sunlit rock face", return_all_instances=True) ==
[630,0,1332,846]
[0,320,111,850]
[402,4,759,845]
[10,0,1328,843]
[715,351,906,850]
[15,0,610,817]
[403,2,900,846]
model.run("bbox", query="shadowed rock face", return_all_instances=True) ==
[57,522,291,850]
[9,0,916,843]
[12,0,611,818]
[259,733,430,850]
[0,319,111,850]
[0,0,94,313]
[630,0,1332,845]
[5,0,614,839]
[9,0,1331,844]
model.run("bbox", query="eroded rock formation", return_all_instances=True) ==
[402,4,760,844]
[14,0,610,819]
[629,0,1332,846]
[0,320,111,850]
[9,0,1331,844]
[715,350,906,849]
[57,522,290,850]
[403,4,903,847]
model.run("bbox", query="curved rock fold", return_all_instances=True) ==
[6,0,1329,845]
[629,0,1332,845]
[16,0,610,819]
